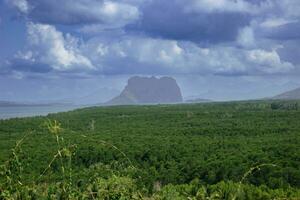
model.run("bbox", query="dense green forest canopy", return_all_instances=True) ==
[0,100,300,199]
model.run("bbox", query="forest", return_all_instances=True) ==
[0,100,300,199]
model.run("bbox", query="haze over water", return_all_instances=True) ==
[0,105,81,120]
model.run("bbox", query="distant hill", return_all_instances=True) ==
[185,98,212,103]
[0,100,71,107]
[0,101,24,107]
[107,76,183,105]
[273,87,300,100]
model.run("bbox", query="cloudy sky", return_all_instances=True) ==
[0,0,300,103]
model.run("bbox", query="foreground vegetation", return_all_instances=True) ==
[0,100,300,199]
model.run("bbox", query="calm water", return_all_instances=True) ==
[0,105,82,120]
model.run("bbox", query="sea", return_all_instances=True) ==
[0,105,83,120]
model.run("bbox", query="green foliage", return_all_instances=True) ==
[153,180,300,200]
[0,100,300,199]
[270,101,299,110]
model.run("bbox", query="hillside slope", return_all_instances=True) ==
[273,87,300,100]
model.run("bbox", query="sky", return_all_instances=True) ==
[0,0,300,103]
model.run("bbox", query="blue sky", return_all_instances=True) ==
[0,0,300,103]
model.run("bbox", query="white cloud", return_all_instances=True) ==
[279,0,300,18]
[237,26,255,47]
[83,36,295,75]
[260,18,298,28]
[246,49,294,73]
[8,0,30,14]
[79,1,140,33]
[257,1,300,30]
[11,26,296,76]
[185,0,271,14]
[17,23,94,71]
[99,1,140,24]
[15,51,35,62]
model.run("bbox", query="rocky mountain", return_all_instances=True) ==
[273,87,300,100]
[107,76,183,105]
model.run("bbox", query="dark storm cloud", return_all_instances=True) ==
[8,58,52,73]
[7,0,140,26]
[28,1,105,25]
[244,0,267,4]
[8,0,252,44]
[127,0,251,44]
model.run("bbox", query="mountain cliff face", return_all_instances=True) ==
[273,87,300,100]
[107,76,183,105]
